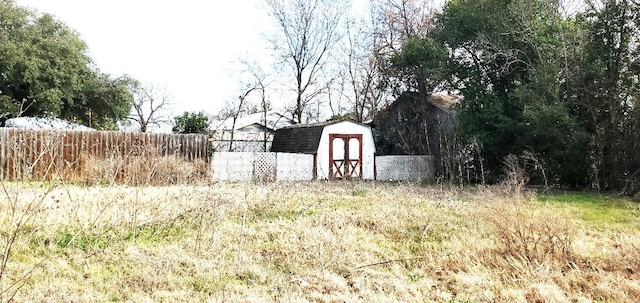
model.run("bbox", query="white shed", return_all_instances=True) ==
[271,120,375,180]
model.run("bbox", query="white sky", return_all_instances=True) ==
[16,0,274,118]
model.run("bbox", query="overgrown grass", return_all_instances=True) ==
[0,182,639,302]
[539,191,640,230]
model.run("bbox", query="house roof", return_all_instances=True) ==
[3,117,95,131]
[429,93,462,111]
[216,111,295,132]
[270,119,371,154]
[379,92,461,117]
[282,119,371,129]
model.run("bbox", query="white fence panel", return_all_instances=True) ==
[276,153,314,181]
[376,155,434,181]
[212,152,315,182]
[212,152,255,181]
[213,153,435,182]
[254,152,277,182]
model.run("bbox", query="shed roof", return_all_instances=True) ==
[270,124,325,154]
[270,119,370,154]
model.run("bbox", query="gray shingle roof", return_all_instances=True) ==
[270,124,325,154]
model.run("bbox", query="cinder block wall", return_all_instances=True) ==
[375,155,435,181]
[212,152,314,182]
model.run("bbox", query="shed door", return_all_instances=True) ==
[329,134,363,180]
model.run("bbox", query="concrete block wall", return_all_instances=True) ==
[212,152,435,182]
[375,155,434,181]
[276,153,314,181]
[212,152,314,182]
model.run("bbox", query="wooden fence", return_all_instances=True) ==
[0,128,210,181]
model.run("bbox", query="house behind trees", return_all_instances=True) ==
[211,111,295,152]
[373,92,460,162]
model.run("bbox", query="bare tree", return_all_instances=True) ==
[323,4,411,123]
[339,18,390,122]
[241,61,273,151]
[233,60,276,152]
[264,0,348,123]
[325,68,349,119]
[221,83,260,152]
[127,82,172,132]
[368,0,444,101]
[372,0,439,51]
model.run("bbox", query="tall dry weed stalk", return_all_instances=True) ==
[501,152,550,194]
[479,189,575,279]
[81,148,209,186]
[501,154,529,196]
[0,181,56,303]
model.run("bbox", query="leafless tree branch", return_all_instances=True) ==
[127,83,172,132]
[264,0,348,122]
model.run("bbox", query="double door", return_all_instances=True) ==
[328,134,362,180]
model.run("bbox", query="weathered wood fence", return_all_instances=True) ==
[0,128,209,180]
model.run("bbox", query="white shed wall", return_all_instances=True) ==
[316,121,376,180]
[375,155,435,181]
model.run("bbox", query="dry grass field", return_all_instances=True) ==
[0,181,639,302]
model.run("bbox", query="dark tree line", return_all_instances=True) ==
[259,0,639,192]
[374,0,639,193]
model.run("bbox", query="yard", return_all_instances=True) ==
[0,181,638,302]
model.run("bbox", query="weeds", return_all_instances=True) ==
[0,182,639,302]
[482,196,575,277]
[0,181,57,303]
[81,151,210,186]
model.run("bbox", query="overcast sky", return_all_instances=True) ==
[16,0,274,118]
